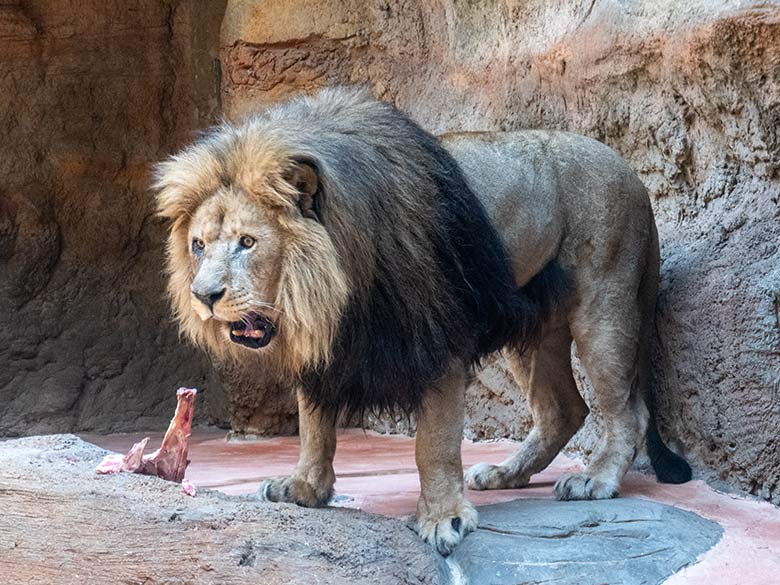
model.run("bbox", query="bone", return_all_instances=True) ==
[95,388,197,485]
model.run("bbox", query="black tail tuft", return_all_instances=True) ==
[646,421,692,484]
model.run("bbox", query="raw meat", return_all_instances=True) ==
[95,387,197,484]
[181,479,197,496]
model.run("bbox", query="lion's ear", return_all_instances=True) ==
[284,158,322,222]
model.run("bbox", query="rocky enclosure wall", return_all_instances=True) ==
[1,1,777,504]
[0,1,230,433]
[219,0,780,503]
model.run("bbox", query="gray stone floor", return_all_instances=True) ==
[451,498,722,585]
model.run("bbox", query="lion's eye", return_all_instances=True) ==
[239,235,256,249]
[191,238,205,253]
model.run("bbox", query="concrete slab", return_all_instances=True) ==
[452,498,721,585]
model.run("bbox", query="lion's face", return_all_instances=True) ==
[187,189,284,351]
[156,134,351,370]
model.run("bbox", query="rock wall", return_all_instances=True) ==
[219,0,780,503]
[0,1,230,434]
[2,0,777,504]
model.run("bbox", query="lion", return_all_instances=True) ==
[154,87,691,555]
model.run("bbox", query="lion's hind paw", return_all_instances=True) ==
[554,472,619,500]
[465,462,530,490]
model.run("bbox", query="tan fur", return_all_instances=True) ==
[154,133,349,372]
[414,360,478,555]
[156,106,665,554]
[259,389,337,507]
[445,130,658,501]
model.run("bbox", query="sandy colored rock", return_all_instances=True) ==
[0,434,447,585]
[0,1,299,436]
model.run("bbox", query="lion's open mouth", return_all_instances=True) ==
[228,313,275,349]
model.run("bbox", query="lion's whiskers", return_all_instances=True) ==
[249,299,283,315]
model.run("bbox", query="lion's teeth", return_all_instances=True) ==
[231,327,265,339]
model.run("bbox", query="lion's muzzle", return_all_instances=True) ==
[229,312,276,349]
[192,287,225,312]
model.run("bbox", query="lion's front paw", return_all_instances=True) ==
[414,500,478,556]
[554,472,619,501]
[258,475,332,508]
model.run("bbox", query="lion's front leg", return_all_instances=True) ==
[413,361,478,556]
[259,388,336,508]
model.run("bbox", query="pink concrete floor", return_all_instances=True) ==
[82,429,780,584]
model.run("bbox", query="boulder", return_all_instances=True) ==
[0,434,447,585]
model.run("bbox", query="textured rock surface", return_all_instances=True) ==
[0,1,232,434]
[0,434,446,584]
[451,498,722,585]
[2,0,778,506]
[216,360,298,436]
[219,0,780,503]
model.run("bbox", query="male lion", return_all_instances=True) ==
[154,87,691,555]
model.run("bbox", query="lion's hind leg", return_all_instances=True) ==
[554,299,648,501]
[465,320,588,491]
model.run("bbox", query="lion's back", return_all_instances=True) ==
[442,130,654,285]
[441,129,648,212]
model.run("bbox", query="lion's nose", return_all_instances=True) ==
[192,287,226,310]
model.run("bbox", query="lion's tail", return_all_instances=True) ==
[647,417,692,483]
[639,217,693,485]
[642,344,693,483]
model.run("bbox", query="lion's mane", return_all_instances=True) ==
[156,88,554,416]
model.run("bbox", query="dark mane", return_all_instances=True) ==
[255,88,559,417]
